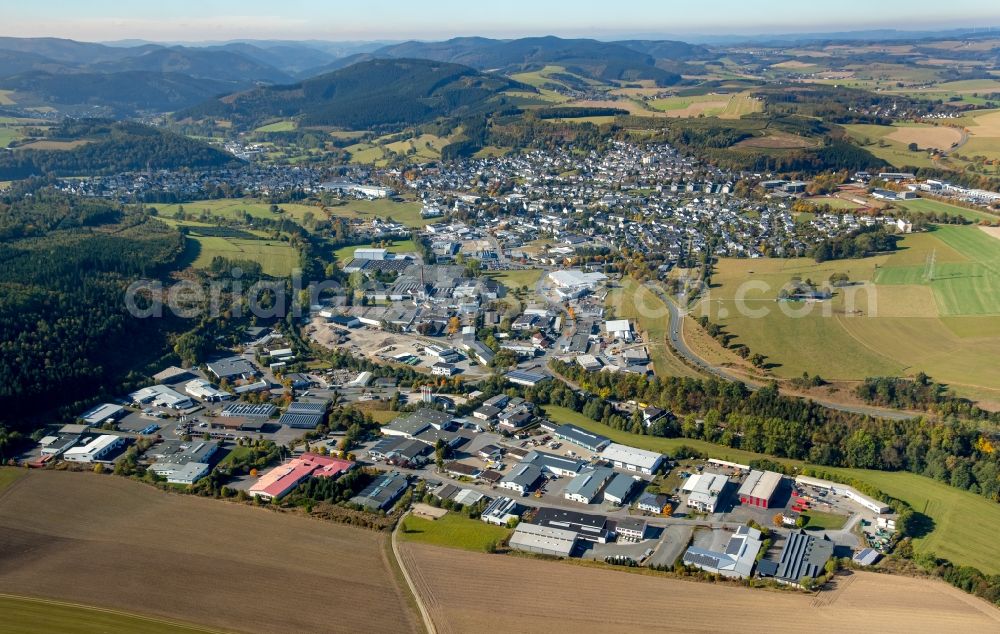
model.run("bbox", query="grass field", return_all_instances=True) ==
[254,120,296,132]
[647,92,762,119]
[0,595,219,634]
[687,226,1000,402]
[605,277,700,378]
[400,543,1000,633]
[894,197,998,222]
[327,198,427,228]
[0,467,26,492]
[400,512,511,552]
[334,239,420,266]
[486,268,542,291]
[0,471,419,633]
[156,198,323,224]
[185,235,299,277]
[0,89,15,105]
[843,123,945,169]
[800,510,848,530]
[541,407,1000,573]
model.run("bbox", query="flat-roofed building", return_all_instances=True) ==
[78,403,125,426]
[63,434,126,463]
[509,523,578,557]
[249,453,354,501]
[599,443,663,475]
[682,472,729,513]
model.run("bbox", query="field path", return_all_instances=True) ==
[393,511,437,634]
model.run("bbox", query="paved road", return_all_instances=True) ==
[654,286,917,421]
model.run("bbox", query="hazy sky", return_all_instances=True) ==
[4,1,999,41]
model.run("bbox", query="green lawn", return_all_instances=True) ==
[800,510,848,530]
[0,467,26,491]
[334,239,419,266]
[542,406,1000,573]
[0,595,218,634]
[399,512,511,552]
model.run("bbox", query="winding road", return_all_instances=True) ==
[655,286,917,421]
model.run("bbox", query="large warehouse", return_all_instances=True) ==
[599,443,663,475]
[738,470,783,508]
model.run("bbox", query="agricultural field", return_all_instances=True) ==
[399,512,511,552]
[254,120,296,132]
[0,89,15,105]
[0,471,419,634]
[0,466,26,492]
[326,197,427,228]
[688,225,1000,403]
[894,197,998,223]
[184,234,299,277]
[155,198,324,224]
[843,123,950,169]
[400,543,1000,633]
[605,276,700,378]
[646,91,762,119]
[0,595,219,634]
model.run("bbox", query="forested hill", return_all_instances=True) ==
[0,193,185,429]
[179,58,526,131]
[372,36,687,86]
[0,119,237,179]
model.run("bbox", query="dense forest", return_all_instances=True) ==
[0,192,185,433]
[180,58,524,131]
[0,119,235,179]
[544,361,1000,502]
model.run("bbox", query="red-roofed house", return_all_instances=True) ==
[248,452,354,501]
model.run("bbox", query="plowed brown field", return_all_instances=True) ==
[0,470,418,634]
[400,542,1000,634]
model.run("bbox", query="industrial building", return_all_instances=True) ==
[499,463,544,496]
[509,523,578,558]
[279,401,327,429]
[553,424,610,452]
[206,356,258,381]
[616,517,647,542]
[532,508,611,543]
[63,434,126,463]
[350,471,409,511]
[683,472,730,513]
[794,475,892,514]
[758,530,835,587]
[129,385,194,410]
[602,472,639,505]
[78,403,125,426]
[738,470,783,508]
[221,403,275,419]
[564,467,615,504]
[682,525,764,579]
[599,443,663,475]
[249,453,354,502]
[521,450,586,477]
[481,496,525,526]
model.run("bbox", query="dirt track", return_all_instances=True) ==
[400,542,1000,634]
[0,470,419,634]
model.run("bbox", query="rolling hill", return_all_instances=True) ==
[181,58,527,130]
[373,36,686,86]
[0,70,235,115]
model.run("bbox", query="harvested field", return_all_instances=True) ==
[400,543,1000,634]
[980,225,1000,241]
[734,133,817,149]
[0,470,419,634]
[885,125,963,151]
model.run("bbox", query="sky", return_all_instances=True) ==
[3,0,1000,42]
